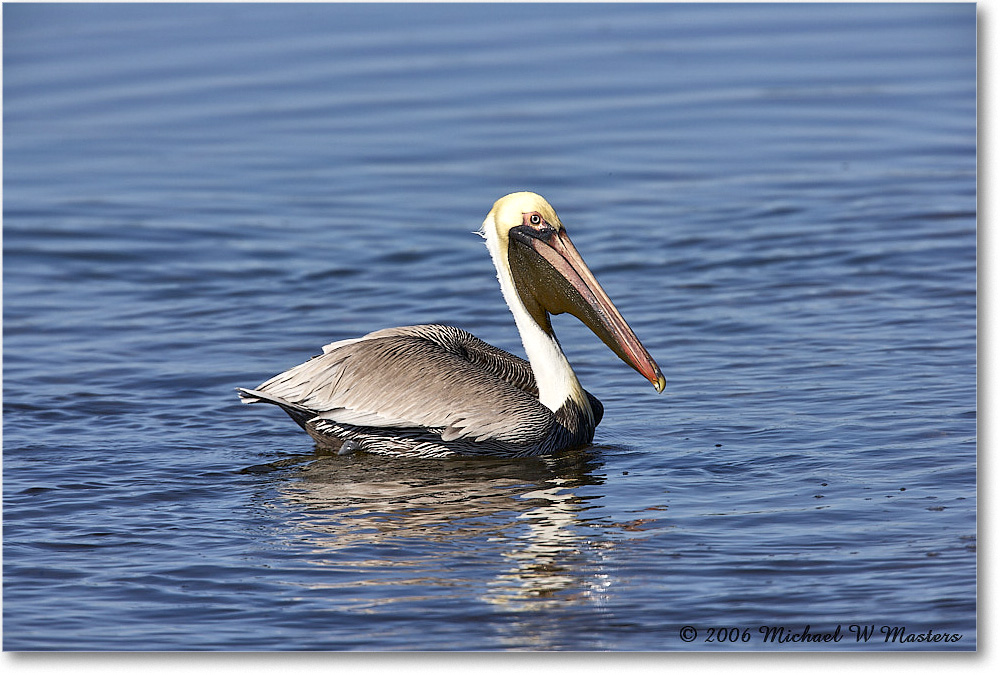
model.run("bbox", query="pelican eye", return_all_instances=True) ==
[524,212,544,228]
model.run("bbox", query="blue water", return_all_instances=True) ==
[3,3,976,651]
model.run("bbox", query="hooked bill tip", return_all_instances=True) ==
[653,374,666,393]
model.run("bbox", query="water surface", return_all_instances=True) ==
[3,3,976,650]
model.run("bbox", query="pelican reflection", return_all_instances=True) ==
[260,450,621,613]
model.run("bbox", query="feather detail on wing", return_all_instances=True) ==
[240,325,552,446]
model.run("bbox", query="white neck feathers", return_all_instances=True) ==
[479,216,591,417]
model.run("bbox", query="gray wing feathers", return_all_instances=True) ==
[243,325,551,446]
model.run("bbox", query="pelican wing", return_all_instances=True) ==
[240,325,552,446]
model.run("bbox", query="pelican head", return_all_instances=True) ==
[480,191,666,392]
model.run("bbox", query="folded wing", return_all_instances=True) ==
[238,325,553,446]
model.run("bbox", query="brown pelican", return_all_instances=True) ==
[238,192,664,458]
